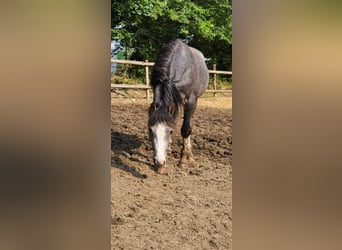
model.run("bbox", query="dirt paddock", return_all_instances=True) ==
[111,93,232,249]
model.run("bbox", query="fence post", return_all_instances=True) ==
[145,60,150,101]
[213,64,217,97]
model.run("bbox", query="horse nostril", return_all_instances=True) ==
[154,158,166,166]
[158,159,166,166]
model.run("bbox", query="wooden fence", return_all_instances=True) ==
[111,59,232,99]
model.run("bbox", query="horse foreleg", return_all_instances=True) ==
[182,136,194,160]
[179,99,197,168]
[179,130,195,168]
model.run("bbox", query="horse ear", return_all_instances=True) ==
[169,104,175,115]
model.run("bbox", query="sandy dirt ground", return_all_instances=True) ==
[111,93,232,249]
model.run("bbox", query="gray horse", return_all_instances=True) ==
[148,39,209,174]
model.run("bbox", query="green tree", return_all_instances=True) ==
[111,0,232,70]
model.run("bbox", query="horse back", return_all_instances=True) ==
[171,42,209,99]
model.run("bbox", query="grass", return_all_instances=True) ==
[111,74,145,85]
[111,71,233,90]
[208,75,232,90]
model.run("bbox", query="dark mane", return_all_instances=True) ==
[148,39,183,127]
[151,39,183,88]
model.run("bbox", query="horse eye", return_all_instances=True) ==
[169,129,173,134]
[148,128,152,133]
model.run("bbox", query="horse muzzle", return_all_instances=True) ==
[154,157,166,167]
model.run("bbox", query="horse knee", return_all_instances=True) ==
[181,125,192,138]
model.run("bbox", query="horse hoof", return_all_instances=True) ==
[188,156,195,162]
[157,166,167,175]
[178,162,187,169]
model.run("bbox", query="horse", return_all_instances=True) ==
[148,39,209,174]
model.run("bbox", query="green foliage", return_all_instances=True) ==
[208,75,232,90]
[112,74,145,85]
[112,0,232,70]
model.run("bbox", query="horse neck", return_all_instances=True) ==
[153,84,162,104]
[153,82,176,104]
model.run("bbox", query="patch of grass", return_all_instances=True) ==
[111,74,145,85]
[111,72,233,90]
[208,75,232,90]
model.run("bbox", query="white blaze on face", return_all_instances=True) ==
[150,123,171,166]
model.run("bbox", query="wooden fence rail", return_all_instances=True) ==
[111,59,232,99]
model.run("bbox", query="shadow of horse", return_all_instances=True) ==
[111,130,151,179]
